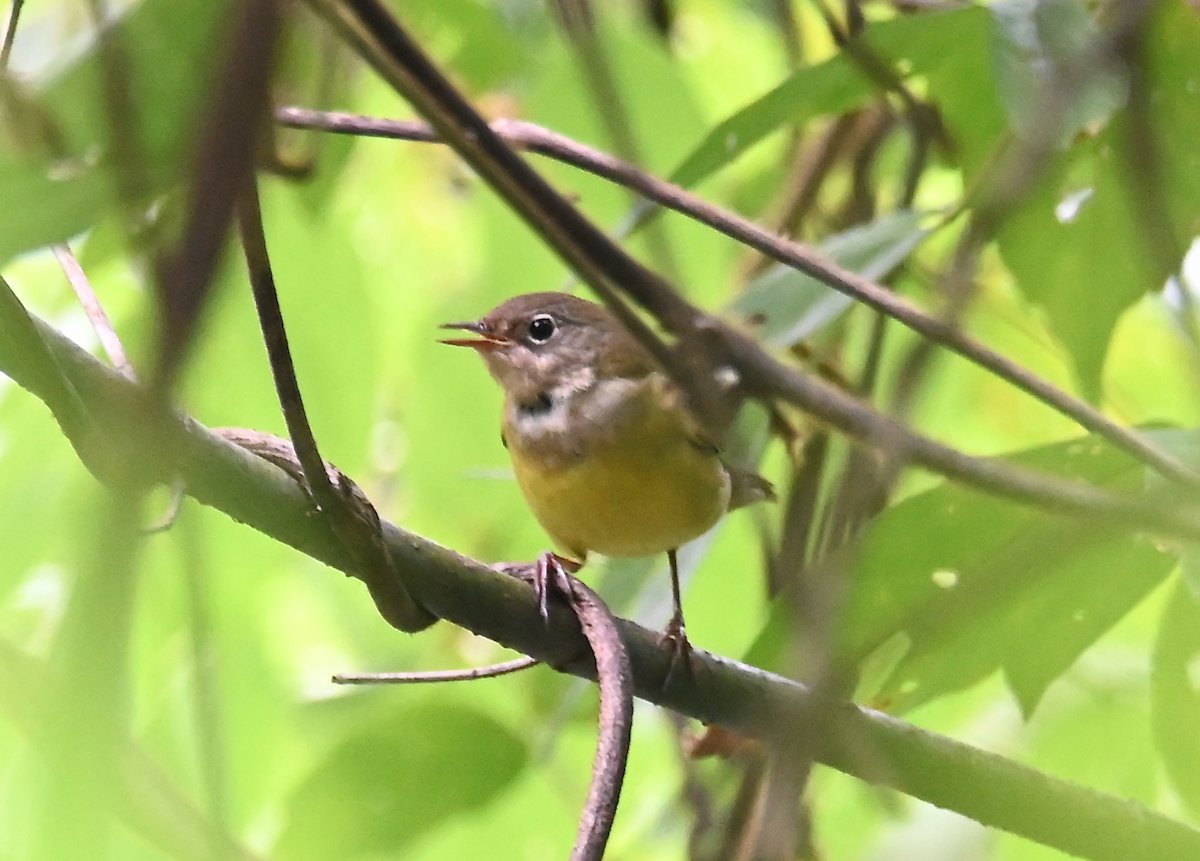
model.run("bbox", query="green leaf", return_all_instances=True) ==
[745,436,1177,716]
[276,700,528,861]
[668,55,871,190]
[0,161,111,268]
[38,0,235,169]
[1151,579,1200,819]
[0,0,235,264]
[849,438,1175,715]
[1140,0,1200,244]
[994,0,1200,400]
[669,5,994,189]
[1015,648,1159,822]
[919,6,1007,180]
[729,210,929,348]
[399,0,529,92]
[990,0,1127,145]
[996,136,1147,401]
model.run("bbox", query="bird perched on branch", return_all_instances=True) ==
[442,292,771,673]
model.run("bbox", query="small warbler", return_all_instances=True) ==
[442,292,770,662]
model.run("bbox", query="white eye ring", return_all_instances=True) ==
[527,314,556,343]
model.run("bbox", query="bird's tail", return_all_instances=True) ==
[726,466,775,510]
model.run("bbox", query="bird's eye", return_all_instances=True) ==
[527,314,556,343]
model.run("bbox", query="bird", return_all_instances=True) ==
[441,292,770,671]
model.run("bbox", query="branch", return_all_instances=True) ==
[333,656,537,684]
[1,0,23,68]
[234,183,433,632]
[150,0,280,394]
[273,106,1200,492]
[54,243,134,379]
[557,575,633,861]
[3,294,1200,861]
[286,0,1200,538]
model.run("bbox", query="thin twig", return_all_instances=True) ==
[53,244,134,380]
[141,483,185,535]
[275,106,1200,491]
[333,656,537,684]
[234,192,433,633]
[235,187,333,504]
[550,0,681,283]
[1,0,23,68]
[338,563,629,861]
[719,322,1200,533]
[569,584,632,861]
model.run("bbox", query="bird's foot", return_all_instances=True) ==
[532,551,582,623]
[660,612,693,690]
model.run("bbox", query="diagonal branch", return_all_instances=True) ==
[1,0,23,68]
[3,291,1200,861]
[287,0,1200,497]
[54,243,134,380]
[235,183,433,632]
[273,106,1199,491]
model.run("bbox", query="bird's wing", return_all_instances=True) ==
[646,372,775,509]
[646,371,719,455]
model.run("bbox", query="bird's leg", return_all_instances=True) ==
[661,548,693,686]
[533,551,582,622]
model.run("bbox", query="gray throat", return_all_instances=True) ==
[504,375,646,469]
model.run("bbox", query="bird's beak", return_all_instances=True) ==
[439,320,511,351]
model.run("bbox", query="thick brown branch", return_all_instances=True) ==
[4,296,1200,861]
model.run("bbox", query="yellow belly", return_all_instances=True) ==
[506,410,731,560]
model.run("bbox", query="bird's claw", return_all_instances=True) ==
[533,551,580,624]
[660,612,693,690]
